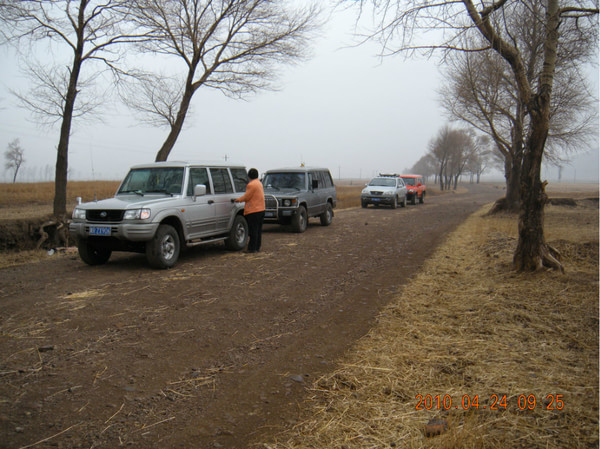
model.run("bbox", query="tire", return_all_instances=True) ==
[292,205,308,233]
[401,196,407,208]
[420,192,425,204]
[411,194,417,205]
[391,196,398,209]
[146,224,180,269]
[319,203,334,226]
[361,201,368,208]
[225,215,249,250]
[78,239,111,265]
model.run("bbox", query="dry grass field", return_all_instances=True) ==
[0,181,120,220]
[260,196,599,448]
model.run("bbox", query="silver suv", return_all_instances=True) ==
[262,167,336,233]
[361,175,408,208]
[69,161,249,268]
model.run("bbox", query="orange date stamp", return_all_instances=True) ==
[415,394,564,411]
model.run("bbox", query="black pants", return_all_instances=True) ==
[245,211,264,252]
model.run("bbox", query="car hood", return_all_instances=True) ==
[77,195,179,210]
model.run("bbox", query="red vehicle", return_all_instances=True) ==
[400,174,426,205]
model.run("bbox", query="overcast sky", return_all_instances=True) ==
[0,3,598,183]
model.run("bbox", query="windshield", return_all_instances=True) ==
[369,178,396,187]
[118,167,185,195]
[401,177,416,186]
[263,172,306,190]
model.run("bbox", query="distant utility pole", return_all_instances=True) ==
[224,154,229,161]
[338,165,341,180]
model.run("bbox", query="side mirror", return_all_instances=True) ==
[418,182,422,187]
[312,179,319,189]
[193,184,206,200]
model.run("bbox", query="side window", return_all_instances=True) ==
[210,168,234,194]
[321,171,333,188]
[187,167,211,196]
[230,168,249,192]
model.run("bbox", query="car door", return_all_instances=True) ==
[184,167,216,238]
[306,171,320,216]
[209,168,236,233]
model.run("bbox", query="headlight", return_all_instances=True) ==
[124,208,151,220]
[72,208,86,220]
[384,191,393,196]
[281,199,297,207]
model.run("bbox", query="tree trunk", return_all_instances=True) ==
[513,0,562,272]
[53,4,86,218]
[513,116,562,272]
[155,69,197,162]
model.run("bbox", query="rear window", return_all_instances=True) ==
[401,177,416,186]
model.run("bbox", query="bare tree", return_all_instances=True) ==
[440,5,597,211]
[122,0,321,162]
[5,138,25,183]
[428,126,476,190]
[0,1,149,217]
[410,153,437,182]
[353,0,598,272]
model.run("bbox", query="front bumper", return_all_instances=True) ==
[69,221,159,242]
[361,195,395,205]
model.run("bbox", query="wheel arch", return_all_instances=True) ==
[159,216,185,244]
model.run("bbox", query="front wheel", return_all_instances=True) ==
[225,215,249,250]
[78,239,111,265]
[146,224,180,269]
[420,192,425,204]
[319,203,333,226]
[391,196,398,209]
[401,196,407,208]
[292,206,308,233]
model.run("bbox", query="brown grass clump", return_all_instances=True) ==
[260,202,599,449]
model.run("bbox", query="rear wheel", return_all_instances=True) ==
[146,224,180,269]
[292,205,308,233]
[225,215,249,250]
[320,203,333,226]
[78,239,111,265]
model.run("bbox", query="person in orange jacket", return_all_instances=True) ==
[235,168,265,253]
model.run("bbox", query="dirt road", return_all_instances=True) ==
[0,184,501,449]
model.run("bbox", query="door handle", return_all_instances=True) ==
[208,200,214,205]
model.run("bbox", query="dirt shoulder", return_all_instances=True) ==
[1,184,501,449]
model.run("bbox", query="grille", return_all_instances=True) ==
[264,195,278,209]
[86,210,125,222]
[371,191,383,195]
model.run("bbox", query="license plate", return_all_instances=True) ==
[372,198,380,202]
[89,226,111,236]
[265,211,275,218]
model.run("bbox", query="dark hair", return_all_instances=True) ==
[248,168,259,179]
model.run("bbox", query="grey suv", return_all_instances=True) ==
[69,161,249,268]
[361,175,408,208]
[262,167,336,233]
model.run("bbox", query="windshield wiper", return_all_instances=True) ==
[120,190,145,196]
[146,189,174,197]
